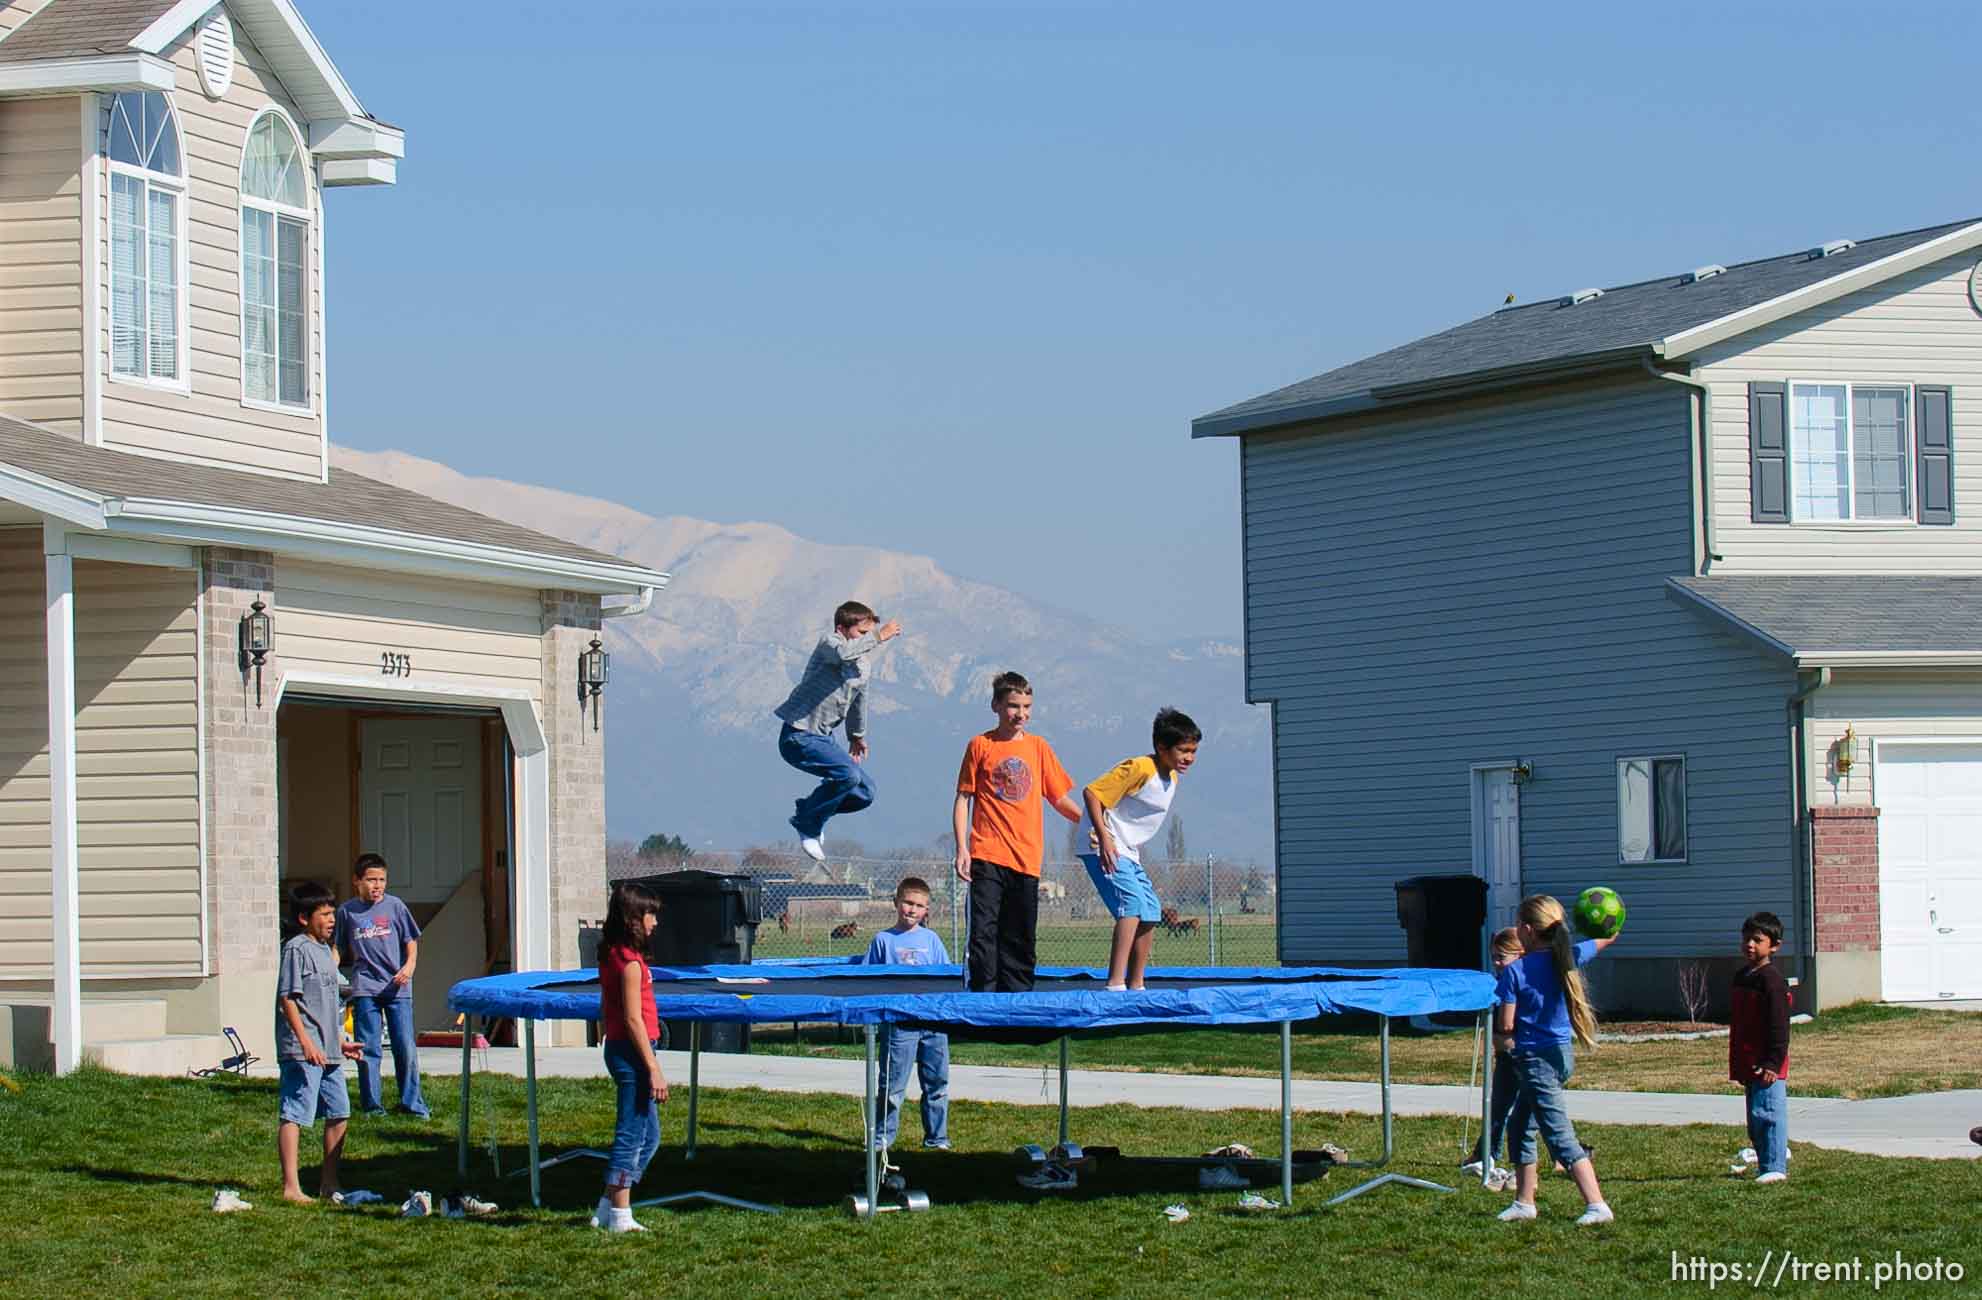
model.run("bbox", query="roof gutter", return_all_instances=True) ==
[98,496,669,596]
[0,52,175,94]
[1787,667,1831,1015]
[1191,346,1655,439]
[602,587,656,619]
[1642,359,1721,574]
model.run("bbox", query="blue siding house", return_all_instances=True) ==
[1198,219,1982,1014]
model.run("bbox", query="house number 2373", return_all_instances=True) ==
[380,652,413,677]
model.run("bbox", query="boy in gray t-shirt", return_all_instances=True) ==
[277,882,360,1204]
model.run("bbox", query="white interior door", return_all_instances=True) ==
[1474,767,1522,931]
[1877,742,1982,1001]
[360,717,485,906]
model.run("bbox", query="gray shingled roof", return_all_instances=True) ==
[1668,575,1982,660]
[0,0,178,62]
[0,413,657,579]
[1195,219,1982,437]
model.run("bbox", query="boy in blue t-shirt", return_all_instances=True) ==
[864,877,950,1150]
[333,853,430,1119]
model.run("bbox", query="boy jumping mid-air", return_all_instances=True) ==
[774,601,900,861]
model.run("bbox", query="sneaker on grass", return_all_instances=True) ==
[1486,1168,1515,1192]
[1017,1162,1077,1192]
[1754,1171,1787,1185]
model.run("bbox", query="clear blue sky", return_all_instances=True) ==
[309,1,1982,636]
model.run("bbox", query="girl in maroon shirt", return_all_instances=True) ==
[592,881,667,1232]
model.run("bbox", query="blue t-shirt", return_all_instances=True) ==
[334,895,421,999]
[1495,939,1601,1050]
[864,925,949,967]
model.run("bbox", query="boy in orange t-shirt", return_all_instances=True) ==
[953,671,1083,992]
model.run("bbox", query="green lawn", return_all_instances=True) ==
[1,1068,1973,1298]
[752,1001,1982,1100]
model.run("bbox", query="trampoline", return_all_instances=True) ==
[448,962,1499,1217]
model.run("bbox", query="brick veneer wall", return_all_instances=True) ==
[1811,805,1879,953]
[541,590,606,973]
[202,547,280,975]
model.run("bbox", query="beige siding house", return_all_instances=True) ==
[0,0,666,1073]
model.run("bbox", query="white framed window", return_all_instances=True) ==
[1618,755,1687,864]
[239,110,312,411]
[1789,381,1912,522]
[106,91,187,387]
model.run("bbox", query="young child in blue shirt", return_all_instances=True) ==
[1462,926,1525,1189]
[1494,893,1617,1226]
[864,876,951,1151]
[334,853,429,1119]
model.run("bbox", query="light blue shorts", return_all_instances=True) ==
[1081,853,1162,923]
[279,1059,351,1126]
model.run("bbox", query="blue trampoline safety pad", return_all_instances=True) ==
[448,962,1494,1030]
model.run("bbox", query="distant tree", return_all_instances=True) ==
[639,832,691,863]
[1165,815,1188,867]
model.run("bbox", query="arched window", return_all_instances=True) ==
[239,111,311,408]
[107,91,185,384]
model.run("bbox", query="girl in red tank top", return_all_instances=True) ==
[592,881,667,1232]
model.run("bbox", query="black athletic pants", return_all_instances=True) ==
[967,860,1038,992]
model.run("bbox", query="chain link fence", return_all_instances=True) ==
[607,849,1277,970]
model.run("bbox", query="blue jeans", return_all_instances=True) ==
[603,1037,663,1189]
[1507,1041,1587,1168]
[1471,1050,1518,1165]
[780,725,875,838]
[351,989,428,1116]
[1746,1078,1788,1175]
[875,1026,949,1148]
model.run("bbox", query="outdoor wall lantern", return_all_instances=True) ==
[239,599,273,706]
[1510,760,1535,785]
[1835,724,1857,777]
[580,636,610,731]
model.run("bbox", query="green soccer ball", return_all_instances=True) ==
[1574,886,1626,939]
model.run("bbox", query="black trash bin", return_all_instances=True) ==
[630,870,763,1054]
[1393,874,1488,971]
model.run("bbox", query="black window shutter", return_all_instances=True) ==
[1916,384,1954,525]
[1749,381,1790,523]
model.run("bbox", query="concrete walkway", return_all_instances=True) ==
[382,1045,1982,1162]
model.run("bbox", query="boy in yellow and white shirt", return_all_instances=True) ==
[1078,708,1202,990]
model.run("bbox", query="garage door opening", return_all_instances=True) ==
[276,695,517,1036]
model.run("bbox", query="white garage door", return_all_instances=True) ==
[1877,742,1982,1001]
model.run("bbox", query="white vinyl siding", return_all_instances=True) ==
[96,22,324,478]
[0,96,84,431]
[0,533,203,980]
[275,562,545,701]
[1698,249,1982,570]
[1803,670,1982,809]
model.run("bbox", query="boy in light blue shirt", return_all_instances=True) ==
[864,877,950,1150]
[334,852,429,1119]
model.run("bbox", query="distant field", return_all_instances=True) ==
[753,912,1278,968]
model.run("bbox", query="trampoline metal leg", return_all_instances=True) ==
[1058,1037,1070,1148]
[525,1017,541,1208]
[863,1023,879,1219]
[1280,1019,1294,1207]
[1324,1014,1455,1206]
[686,1021,701,1162]
[1479,1012,1493,1187]
[457,1013,472,1178]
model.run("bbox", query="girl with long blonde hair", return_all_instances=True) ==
[1494,893,1617,1226]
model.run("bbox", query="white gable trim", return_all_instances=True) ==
[0,52,174,93]
[308,117,404,160]
[131,0,362,119]
[1659,222,1982,361]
